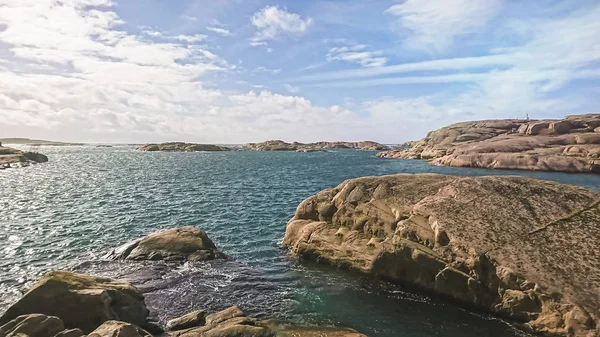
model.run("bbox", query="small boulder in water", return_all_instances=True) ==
[167,306,367,337]
[106,227,227,262]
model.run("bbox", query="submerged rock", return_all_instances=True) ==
[284,174,600,337]
[377,114,600,173]
[106,227,226,262]
[0,271,150,334]
[137,143,230,152]
[167,306,366,337]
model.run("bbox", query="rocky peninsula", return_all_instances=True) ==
[377,114,600,173]
[0,227,366,337]
[138,143,231,152]
[0,143,48,169]
[244,140,386,151]
[284,174,600,337]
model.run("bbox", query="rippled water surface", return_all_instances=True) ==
[3,145,600,337]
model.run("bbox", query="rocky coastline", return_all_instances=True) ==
[284,174,600,337]
[138,143,231,152]
[244,140,386,151]
[0,227,366,337]
[377,114,600,173]
[0,143,48,169]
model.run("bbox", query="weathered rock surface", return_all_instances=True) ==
[0,145,48,169]
[106,227,226,262]
[88,321,152,337]
[0,271,149,334]
[245,140,386,151]
[138,143,231,152]
[283,174,600,337]
[377,114,600,173]
[168,306,366,337]
[0,314,67,337]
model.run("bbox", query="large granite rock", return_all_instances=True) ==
[167,306,366,337]
[106,227,226,262]
[283,174,600,337]
[377,114,600,173]
[0,272,149,334]
[245,140,386,151]
[0,145,48,169]
[138,143,231,152]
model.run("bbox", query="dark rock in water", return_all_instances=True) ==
[0,314,66,337]
[138,143,230,152]
[284,174,600,337]
[0,271,150,334]
[105,227,227,262]
[88,321,152,337]
[23,152,48,163]
[167,306,366,337]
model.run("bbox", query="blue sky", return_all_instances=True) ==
[0,0,599,143]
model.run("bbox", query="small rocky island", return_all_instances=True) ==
[284,174,600,337]
[244,140,386,151]
[0,143,48,169]
[377,114,600,173]
[0,227,366,337]
[138,143,231,152]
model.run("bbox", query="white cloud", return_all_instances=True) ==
[284,84,300,93]
[327,44,387,68]
[140,28,207,44]
[207,26,232,36]
[253,66,281,74]
[385,0,504,52]
[250,6,312,45]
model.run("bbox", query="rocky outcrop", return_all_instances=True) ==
[0,145,48,169]
[105,227,226,262]
[1,271,366,337]
[245,140,386,151]
[283,174,600,337]
[0,271,150,334]
[167,306,366,337]
[138,143,231,152]
[377,114,600,173]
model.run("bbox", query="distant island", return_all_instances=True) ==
[244,140,387,151]
[377,114,600,173]
[0,138,84,146]
[0,142,48,168]
[138,142,231,152]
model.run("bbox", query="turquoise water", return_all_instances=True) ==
[2,146,600,336]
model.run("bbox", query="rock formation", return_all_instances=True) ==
[245,140,386,151]
[138,143,231,152]
[167,306,366,337]
[0,272,366,337]
[377,114,600,173]
[284,174,600,337]
[0,145,48,169]
[0,271,150,334]
[105,227,227,262]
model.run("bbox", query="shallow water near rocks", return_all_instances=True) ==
[2,146,600,337]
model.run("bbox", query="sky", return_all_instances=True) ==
[0,0,599,143]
